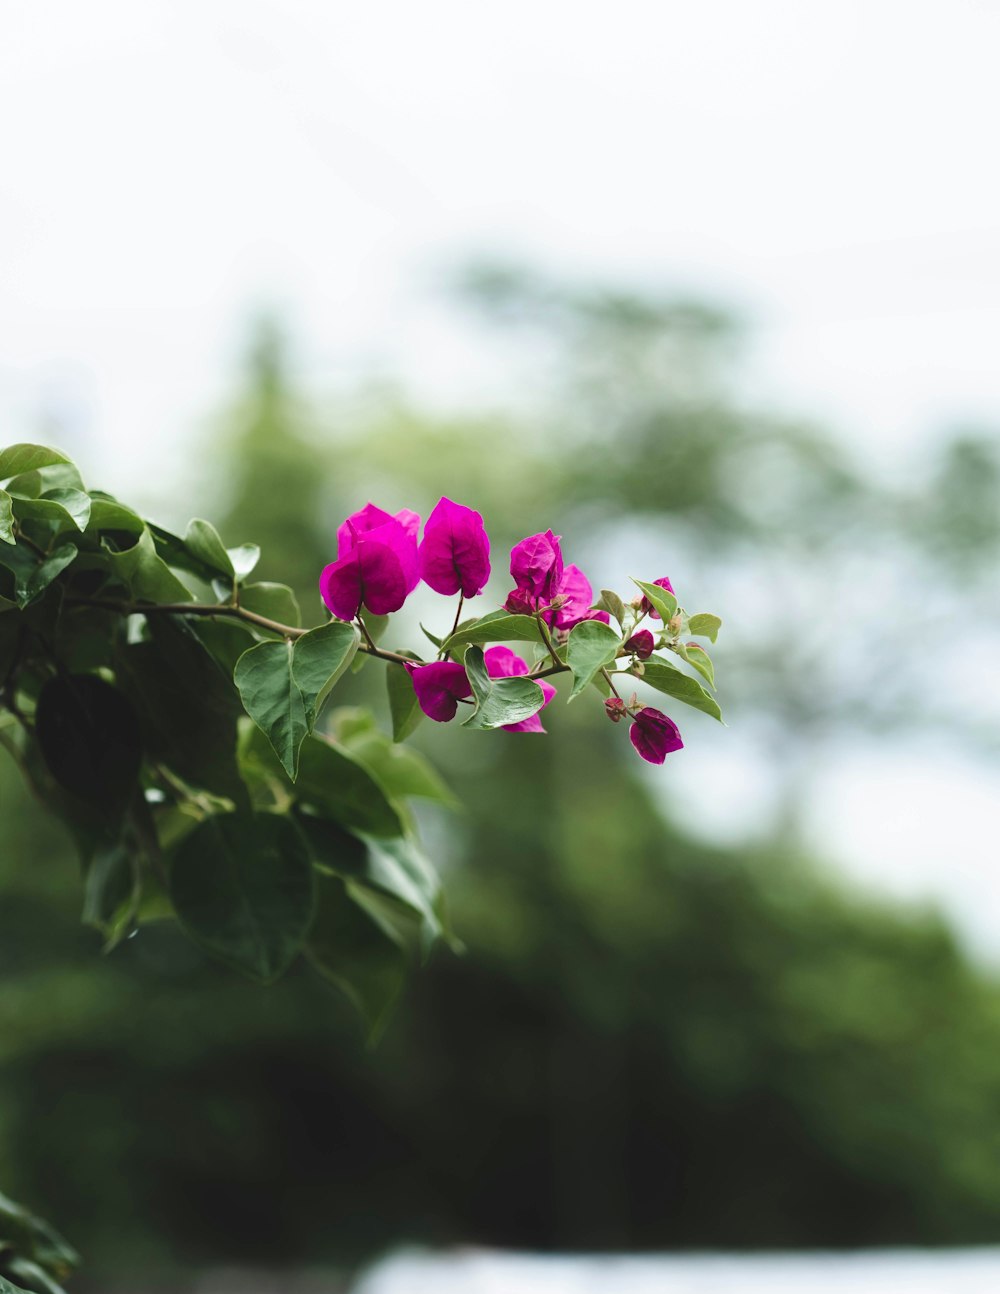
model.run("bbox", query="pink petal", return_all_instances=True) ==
[509,530,563,601]
[405,661,472,723]
[629,707,684,763]
[419,496,492,598]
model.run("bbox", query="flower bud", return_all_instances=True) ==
[604,697,627,723]
[623,629,655,660]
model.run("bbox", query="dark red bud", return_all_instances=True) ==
[623,629,655,660]
[604,697,627,723]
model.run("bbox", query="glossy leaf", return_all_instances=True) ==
[292,734,404,838]
[103,528,192,602]
[0,541,77,609]
[170,810,315,982]
[297,814,444,942]
[306,871,406,1041]
[0,444,71,479]
[0,491,14,545]
[86,494,144,534]
[444,610,543,651]
[386,660,424,743]
[688,612,722,643]
[462,644,546,730]
[184,518,233,578]
[11,488,91,533]
[632,577,678,621]
[566,618,622,700]
[228,543,261,580]
[234,621,359,778]
[635,658,723,722]
[0,1275,34,1294]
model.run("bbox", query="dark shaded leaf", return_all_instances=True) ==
[34,674,141,811]
[170,810,315,982]
[305,870,406,1041]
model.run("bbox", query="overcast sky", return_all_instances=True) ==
[2,0,998,950]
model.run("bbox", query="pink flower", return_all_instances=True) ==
[504,531,607,631]
[406,646,555,732]
[629,707,683,764]
[419,496,491,598]
[483,647,557,732]
[509,530,564,604]
[320,503,420,620]
[404,661,473,723]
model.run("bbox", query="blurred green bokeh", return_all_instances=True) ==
[2,268,999,1286]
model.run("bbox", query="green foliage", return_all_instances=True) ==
[0,443,452,1040]
[0,1189,78,1294]
[634,658,724,722]
[566,619,621,699]
[631,576,678,621]
[234,621,359,777]
[688,612,722,643]
[462,645,546,730]
[443,610,542,651]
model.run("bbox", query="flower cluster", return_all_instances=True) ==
[319,498,722,766]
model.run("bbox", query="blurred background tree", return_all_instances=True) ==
[2,268,999,1288]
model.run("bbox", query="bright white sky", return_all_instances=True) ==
[2,0,999,952]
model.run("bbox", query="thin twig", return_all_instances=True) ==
[65,594,417,667]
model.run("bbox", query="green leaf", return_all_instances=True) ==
[103,527,193,602]
[305,871,406,1041]
[0,490,14,545]
[386,661,423,743]
[239,581,301,629]
[0,1275,35,1294]
[347,729,457,808]
[0,444,71,479]
[146,522,223,584]
[636,658,723,722]
[595,588,627,627]
[116,616,248,805]
[2,1257,66,1294]
[688,612,722,643]
[81,838,140,949]
[228,543,260,580]
[170,810,316,982]
[234,621,359,778]
[443,610,543,651]
[420,622,444,649]
[86,493,144,534]
[294,735,404,837]
[35,674,142,811]
[298,814,444,942]
[0,1189,79,1282]
[566,618,622,700]
[0,541,78,608]
[462,644,546,730]
[184,518,233,578]
[632,577,678,621]
[675,641,715,688]
[11,488,90,533]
